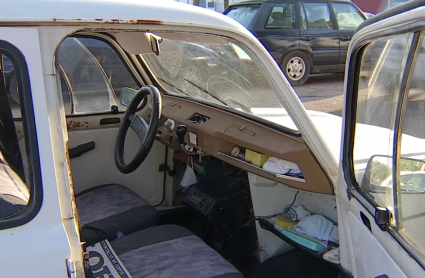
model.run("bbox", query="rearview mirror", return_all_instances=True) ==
[362,155,425,194]
[120,87,138,107]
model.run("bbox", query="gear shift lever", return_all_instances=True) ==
[176,124,187,145]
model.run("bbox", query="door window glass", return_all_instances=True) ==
[331,3,365,30]
[0,46,41,222]
[300,5,308,29]
[302,2,333,29]
[265,3,296,29]
[354,34,413,211]
[56,37,139,115]
[224,5,260,29]
[397,38,425,253]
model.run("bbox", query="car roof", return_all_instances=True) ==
[228,0,353,6]
[0,0,250,34]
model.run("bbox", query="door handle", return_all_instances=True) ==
[341,36,351,42]
[360,211,371,231]
[99,117,121,125]
[301,36,310,41]
[68,141,95,159]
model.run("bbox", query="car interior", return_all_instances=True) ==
[1,30,341,278]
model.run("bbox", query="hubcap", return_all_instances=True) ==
[286,57,305,81]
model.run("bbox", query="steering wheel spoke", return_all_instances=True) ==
[115,86,162,174]
[129,114,149,143]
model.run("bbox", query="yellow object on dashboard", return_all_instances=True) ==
[245,149,269,167]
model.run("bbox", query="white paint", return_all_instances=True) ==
[348,206,407,278]
[337,6,425,277]
[68,128,165,206]
[248,173,337,262]
[0,28,76,277]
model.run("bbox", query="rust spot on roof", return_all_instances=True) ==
[110,19,122,23]
[53,18,82,22]
[51,18,162,24]
[129,19,162,25]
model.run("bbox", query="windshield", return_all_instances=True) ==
[142,32,295,131]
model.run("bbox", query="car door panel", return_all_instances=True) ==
[337,29,353,70]
[330,2,366,70]
[0,27,80,277]
[67,113,166,206]
[254,2,300,64]
[347,202,408,278]
[299,2,339,69]
[339,3,425,277]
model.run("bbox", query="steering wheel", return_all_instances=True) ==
[115,86,162,174]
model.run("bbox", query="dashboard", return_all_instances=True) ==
[156,95,333,195]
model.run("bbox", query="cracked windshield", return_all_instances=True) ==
[142,33,298,131]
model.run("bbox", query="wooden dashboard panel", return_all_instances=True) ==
[157,95,333,195]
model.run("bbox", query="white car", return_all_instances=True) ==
[0,0,424,277]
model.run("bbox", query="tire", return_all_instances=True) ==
[280,51,311,86]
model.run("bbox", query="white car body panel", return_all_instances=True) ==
[0,27,82,277]
[336,5,425,277]
[0,0,423,277]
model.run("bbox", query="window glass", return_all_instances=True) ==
[0,52,33,219]
[225,5,260,29]
[300,5,308,29]
[331,3,365,30]
[142,32,298,132]
[354,34,413,212]
[303,2,333,29]
[265,3,296,29]
[398,38,425,253]
[56,37,139,115]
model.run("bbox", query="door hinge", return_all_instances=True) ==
[66,259,76,278]
[375,207,390,231]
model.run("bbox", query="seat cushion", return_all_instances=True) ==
[76,184,159,245]
[111,225,244,278]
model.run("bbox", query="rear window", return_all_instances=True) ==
[225,5,260,29]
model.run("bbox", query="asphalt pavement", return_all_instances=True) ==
[294,73,345,117]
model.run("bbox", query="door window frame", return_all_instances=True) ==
[57,34,144,116]
[264,2,297,29]
[300,1,336,30]
[329,2,366,30]
[343,21,425,269]
[0,40,43,229]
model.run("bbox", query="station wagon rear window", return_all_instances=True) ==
[225,5,260,28]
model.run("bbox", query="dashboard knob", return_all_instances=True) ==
[176,124,187,145]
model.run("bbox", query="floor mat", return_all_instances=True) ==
[245,249,339,278]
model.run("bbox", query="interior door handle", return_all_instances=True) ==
[301,36,310,41]
[69,141,95,159]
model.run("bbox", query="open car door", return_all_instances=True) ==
[338,1,425,277]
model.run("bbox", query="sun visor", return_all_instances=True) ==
[113,32,154,54]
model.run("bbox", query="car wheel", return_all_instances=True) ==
[281,51,311,86]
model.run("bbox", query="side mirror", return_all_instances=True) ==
[120,87,138,107]
[362,155,425,194]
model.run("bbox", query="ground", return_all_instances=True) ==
[296,73,344,116]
